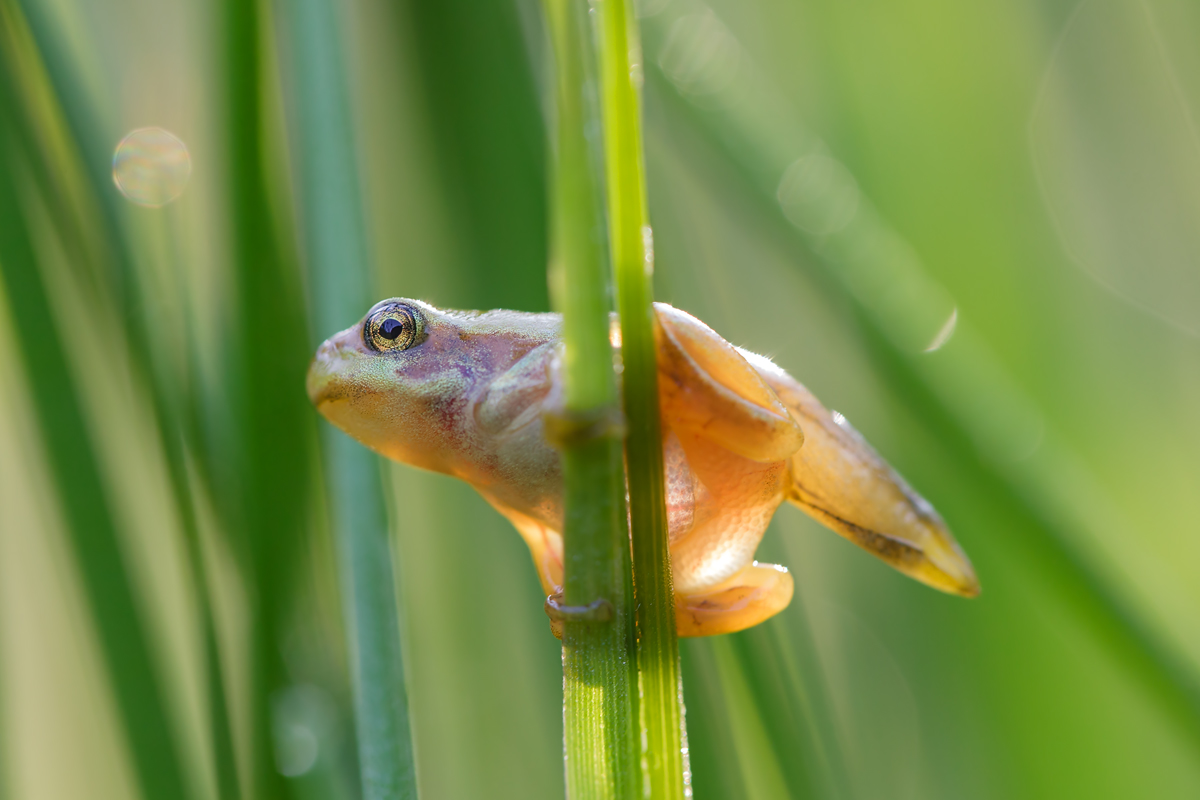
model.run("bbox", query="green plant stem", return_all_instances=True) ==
[280,0,419,797]
[543,0,640,797]
[593,0,688,795]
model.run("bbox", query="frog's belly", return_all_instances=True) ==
[479,421,788,596]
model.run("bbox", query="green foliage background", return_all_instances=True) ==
[1,0,1199,798]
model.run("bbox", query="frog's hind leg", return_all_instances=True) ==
[747,360,981,598]
[675,562,794,637]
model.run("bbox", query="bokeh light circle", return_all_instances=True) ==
[112,127,192,207]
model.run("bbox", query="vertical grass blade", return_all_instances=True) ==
[592,0,687,795]
[706,638,792,800]
[0,76,192,800]
[678,641,747,799]
[728,623,846,799]
[680,638,801,800]
[221,1,317,797]
[543,0,640,796]
[396,0,549,312]
[279,0,419,796]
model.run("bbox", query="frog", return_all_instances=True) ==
[307,298,979,637]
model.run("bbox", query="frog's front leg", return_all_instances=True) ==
[494,506,622,640]
[675,562,794,637]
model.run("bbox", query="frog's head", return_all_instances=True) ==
[307,298,473,474]
[308,298,561,476]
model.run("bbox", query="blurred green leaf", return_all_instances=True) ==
[680,639,747,800]
[0,66,193,800]
[728,620,845,799]
[705,637,792,800]
[388,474,564,800]
[279,0,419,795]
[683,603,850,800]
[7,5,244,796]
[397,0,549,311]
[639,0,1200,754]
[221,0,319,796]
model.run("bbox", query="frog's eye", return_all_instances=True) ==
[363,303,424,353]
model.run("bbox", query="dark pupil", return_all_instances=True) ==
[379,317,405,341]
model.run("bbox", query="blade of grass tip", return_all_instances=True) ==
[638,0,1200,751]
[278,0,418,796]
[543,0,640,796]
[222,1,317,797]
[3,7,245,797]
[0,76,193,800]
[592,0,688,796]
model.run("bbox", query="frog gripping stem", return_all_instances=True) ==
[544,593,616,640]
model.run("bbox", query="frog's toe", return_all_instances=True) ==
[546,593,565,640]
[675,562,794,637]
[544,593,616,640]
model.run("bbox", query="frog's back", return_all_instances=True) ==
[448,307,562,341]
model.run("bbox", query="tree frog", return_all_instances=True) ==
[307,299,979,637]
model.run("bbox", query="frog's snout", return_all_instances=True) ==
[307,331,356,409]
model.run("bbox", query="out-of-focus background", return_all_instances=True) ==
[2,0,1199,798]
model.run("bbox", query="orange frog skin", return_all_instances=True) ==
[307,299,979,637]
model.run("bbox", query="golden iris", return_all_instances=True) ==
[364,303,423,352]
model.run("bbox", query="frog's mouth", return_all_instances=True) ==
[307,334,361,411]
[308,379,347,409]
